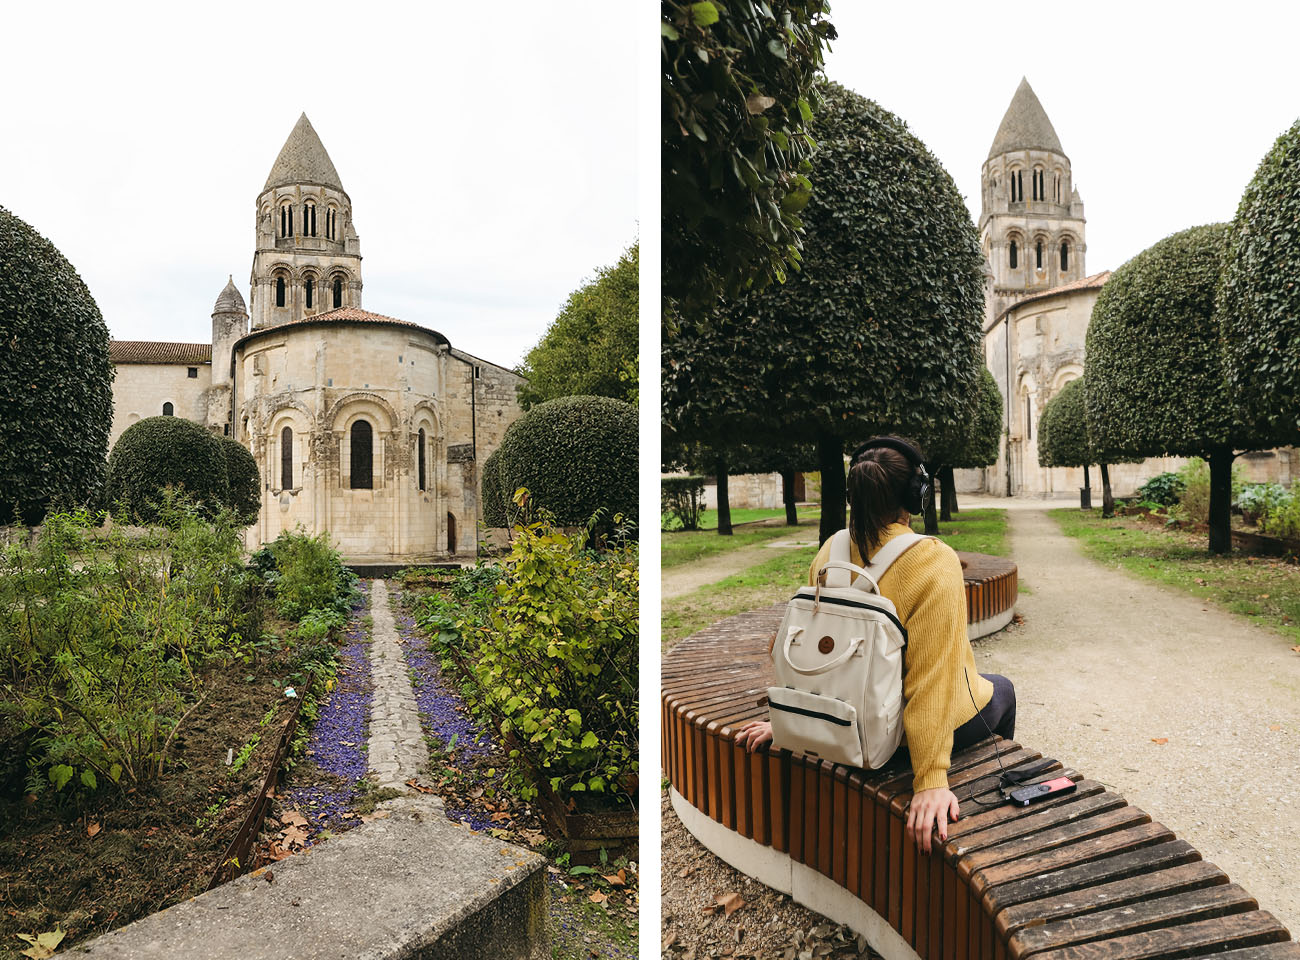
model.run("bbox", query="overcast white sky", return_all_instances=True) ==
[0,2,637,369]
[823,2,1300,277]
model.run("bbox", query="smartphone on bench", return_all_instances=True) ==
[1008,776,1076,807]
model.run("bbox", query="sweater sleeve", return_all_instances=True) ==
[897,541,968,793]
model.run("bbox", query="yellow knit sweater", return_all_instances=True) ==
[807,521,993,793]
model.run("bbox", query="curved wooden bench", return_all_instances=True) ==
[663,606,1299,960]
[957,551,1018,640]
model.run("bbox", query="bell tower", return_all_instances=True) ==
[249,113,363,329]
[979,78,1086,325]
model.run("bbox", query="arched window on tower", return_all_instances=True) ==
[417,428,426,491]
[1032,169,1040,201]
[350,420,373,490]
[276,277,286,308]
[1009,240,1018,269]
[280,201,293,238]
[304,277,314,309]
[304,201,317,238]
[1036,240,1043,270]
[281,426,293,489]
[333,276,343,309]
[326,207,336,240]
[163,402,174,416]
[1060,241,1070,271]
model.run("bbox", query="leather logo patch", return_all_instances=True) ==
[818,636,835,655]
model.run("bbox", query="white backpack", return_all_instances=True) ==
[767,528,927,769]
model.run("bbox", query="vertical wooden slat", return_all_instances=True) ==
[845,774,862,898]
[788,758,805,863]
[803,758,820,869]
[732,740,751,838]
[818,763,834,878]
[715,731,734,828]
[832,771,848,887]
[770,750,787,853]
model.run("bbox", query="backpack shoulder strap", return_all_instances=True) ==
[864,532,930,580]
[823,529,853,588]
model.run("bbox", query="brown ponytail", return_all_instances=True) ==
[847,437,921,558]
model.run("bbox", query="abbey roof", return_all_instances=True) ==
[988,77,1065,160]
[110,341,212,365]
[988,270,1110,330]
[213,275,246,315]
[234,306,451,352]
[263,113,345,193]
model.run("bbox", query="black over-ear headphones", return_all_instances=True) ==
[849,436,931,515]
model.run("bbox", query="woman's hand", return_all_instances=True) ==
[734,720,772,753]
[906,787,960,854]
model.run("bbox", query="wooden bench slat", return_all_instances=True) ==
[965,806,1156,886]
[1028,910,1290,960]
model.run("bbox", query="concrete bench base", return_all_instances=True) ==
[70,796,548,960]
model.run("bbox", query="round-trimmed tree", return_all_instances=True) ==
[0,206,115,524]
[480,447,508,528]
[218,436,261,524]
[1037,376,1140,517]
[496,395,637,532]
[106,416,229,522]
[664,80,987,544]
[1086,223,1266,552]
[1217,118,1300,446]
[915,367,1002,528]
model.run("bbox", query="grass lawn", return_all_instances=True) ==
[1051,508,1300,647]
[661,505,821,532]
[911,507,1010,556]
[661,516,817,569]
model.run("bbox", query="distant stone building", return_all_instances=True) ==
[961,79,1294,497]
[109,114,524,561]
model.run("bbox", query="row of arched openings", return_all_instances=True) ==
[1008,167,1064,204]
[1008,239,1070,271]
[278,201,339,241]
[274,275,345,310]
[276,422,432,492]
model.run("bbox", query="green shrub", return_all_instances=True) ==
[263,528,357,620]
[496,395,636,531]
[292,607,347,643]
[1235,483,1288,525]
[1175,458,1247,525]
[459,518,637,803]
[1137,472,1184,507]
[0,206,115,525]
[661,476,706,530]
[480,447,508,528]
[219,437,261,524]
[1260,482,1300,539]
[107,416,229,522]
[0,500,262,795]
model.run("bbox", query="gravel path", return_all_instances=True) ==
[663,538,817,601]
[975,504,1300,932]
[366,579,431,793]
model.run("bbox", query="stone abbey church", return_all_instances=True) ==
[108,115,524,561]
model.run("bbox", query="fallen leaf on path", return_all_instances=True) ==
[588,891,608,903]
[663,930,678,951]
[406,779,435,794]
[468,787,484,799]
[700,905,717,916]
[86,821,101,838]
[490,811,511,822]
[715,891,746,916]
[280,810,309,828]
[1270,724,1282,731]
[678,866,695,879]
[603,869,627,887]
[16,928,64,959]
[360,810,390,823]
[1291,645,1300,654]
[1151,738,1168,745]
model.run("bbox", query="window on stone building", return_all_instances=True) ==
[333,276,343,309]
[417,428,426,491]
[304,202,316,238]
[276,277,286,308]
[188,367,198,378]
[350,420,373,489]
[1025,396,1032,440]
[1036,240,1043,270]
[163,402,174,416]
[281,426,293,489]
[1009,240,1018,269]
[447,512,457,554]
[1032,169,1041,201]
[1060,241,1070,271]
[326,207,336,240]
[305,277,314,309]
[280,202,293,238]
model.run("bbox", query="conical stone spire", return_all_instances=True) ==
[263,113,345,193]
[987,78,1064,160]
[213,274,247,315]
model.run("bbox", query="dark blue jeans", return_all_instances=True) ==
[953,673,1016,749]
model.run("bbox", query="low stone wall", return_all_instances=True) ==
[70,794,548,960]
[703,473,784,510]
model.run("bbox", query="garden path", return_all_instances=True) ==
[661,539,814,600]
[366,580,430,793]
[972,500,1300,933]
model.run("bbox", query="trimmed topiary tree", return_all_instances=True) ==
[1037,376,1141,517]
[496,395,637,532]
[0,206,115,524]
[1086,224,1269,553]
[915,367,1003,528]
[218,437,261,524]
[106,416,229,522]
[1217,118,1300,447]
[480,447,508,528]
[663,81,987,544]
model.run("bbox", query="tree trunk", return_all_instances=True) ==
[817,432,846,545]
[923,466,940,536]
[1081,463,1092,510]
[780,469,798,525]
[1100,462,1114,519]
[715,455,732,536]
[939,465,957,521]
[1207,447,1235,555]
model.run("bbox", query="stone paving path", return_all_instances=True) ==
[975,503,1300,934]
[365,579,431,794]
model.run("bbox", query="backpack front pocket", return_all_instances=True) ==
[767,686,864,768]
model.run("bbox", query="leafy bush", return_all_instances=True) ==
[1174,458,1247,525]
[429,518,637,804]
[1137,472,1184,507]
[480,448,508,528]
[496,395,636,532]
[0,501,263,796]
[1260,482,1300,539]
[661,476,706,530]
[1235,483,1287,525]
[0,206,115,525]
[107,416,229,522]
[292,607,347,643]
[219,437,261,524]
[262,528,357,620]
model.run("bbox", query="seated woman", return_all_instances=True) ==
[736,436,1016,854]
